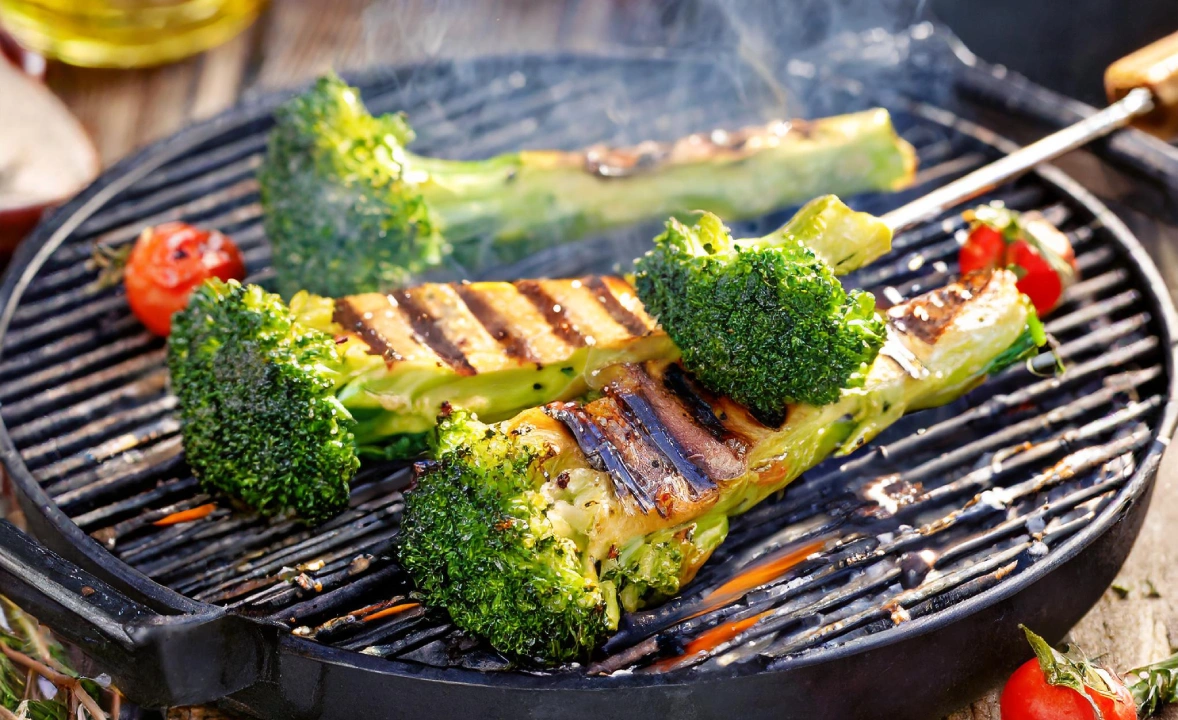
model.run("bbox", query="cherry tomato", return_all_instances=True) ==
[959,208,1077,315]
[1006,240,1064,316]
[124,222,245,336]
[959,224,1006,276]
[1001,657,1136,720]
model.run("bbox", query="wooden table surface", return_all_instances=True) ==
[11,1,1178,717]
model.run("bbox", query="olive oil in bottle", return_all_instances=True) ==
[0,0,264,68]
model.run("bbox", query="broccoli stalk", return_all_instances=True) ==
[259,74,916,298]
[634,195,893,424]
[399,270,1044,662]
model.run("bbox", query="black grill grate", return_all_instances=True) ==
[0,56,1169,677]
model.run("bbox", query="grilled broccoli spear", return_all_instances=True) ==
[167,277,671,521]
[635,195,892,424]
[400,270,1045,662]
[168,197,892,521]
[258,74,916,298]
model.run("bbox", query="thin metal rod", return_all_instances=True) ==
[881,87,1156,232]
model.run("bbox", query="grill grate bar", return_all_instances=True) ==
[759,449,1135,663]
[80,484,208,538]
[158,488,407,589]
[187,504,404,601]
[48,435,184,506]
[1,351,166,427]
[20,395,177,469]
[899,366,1162,485]
[33,416,180,483]
[5,369,168,446]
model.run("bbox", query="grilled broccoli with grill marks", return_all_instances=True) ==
[259,74,916,298]
[167,274,676,522]
[168,279,361,522]
[400,270,1043,663]
[634,195,891,424]
[399,409,728,662]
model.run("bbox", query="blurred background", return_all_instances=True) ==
[5,0,1177,166]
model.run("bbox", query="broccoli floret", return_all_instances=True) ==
[168,279,359,522]
[259,75,446,299]
[398,412,614,661]
[259,74,916,298]
[399,410,728,662]
[634,196,890,424]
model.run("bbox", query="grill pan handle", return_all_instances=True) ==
[0,519,276,708]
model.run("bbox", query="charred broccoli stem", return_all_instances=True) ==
[259,74,916,298]
[634,195,891,424]
[401,271,1044,662]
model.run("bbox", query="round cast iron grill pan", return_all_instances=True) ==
[0,55,1176,720]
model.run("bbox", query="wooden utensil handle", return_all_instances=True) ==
[1106,31,1178,139]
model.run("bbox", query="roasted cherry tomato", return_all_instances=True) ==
[959,224,1006,276]
[959,206,1077,315]
[124,222,245,336]
[1001,656,1136,720]
[1006,239,1063,318]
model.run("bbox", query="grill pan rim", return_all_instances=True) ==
[0,54,1175,693]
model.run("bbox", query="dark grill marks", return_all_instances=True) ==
[452,284,540,364]
[514,280,586,347]
[333,300,403,362]
[663,363,736,442]
[620,364,745,483]
[583,276,650,337]
[391,289,477,376]
[546,402,657,515]
[610,387,715,496]
[588,397,678,517]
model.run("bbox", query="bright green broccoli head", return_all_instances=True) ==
[398,411,615,663]
[634,208,887,424]
[259,73,446,298]
[168,279,359,523]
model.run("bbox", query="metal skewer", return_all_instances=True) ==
[883,28,1178,232]
[880,86,1156,233]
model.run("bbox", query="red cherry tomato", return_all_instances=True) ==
[124,222,245,336]
[1000,657,1136,720]
[959,225,1006,275]
[1006,240,1064,316]
[959,209,1077,315]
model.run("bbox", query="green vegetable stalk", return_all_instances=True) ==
[258,74,916,298]
[399,270,1044,662]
